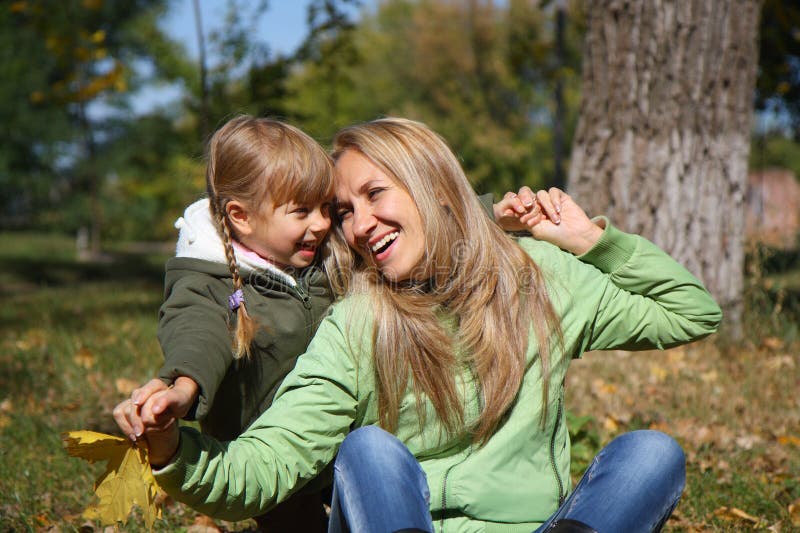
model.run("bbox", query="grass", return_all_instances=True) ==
[0,231,798,532]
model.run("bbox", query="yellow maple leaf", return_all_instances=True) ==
[62,430,163,530]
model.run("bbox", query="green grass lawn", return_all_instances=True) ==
[0,232,798,532]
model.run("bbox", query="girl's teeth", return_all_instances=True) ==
[371,232,399,253]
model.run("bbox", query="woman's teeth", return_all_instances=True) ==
[371,232,399,253]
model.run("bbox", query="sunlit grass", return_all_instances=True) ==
[0,232,798,531]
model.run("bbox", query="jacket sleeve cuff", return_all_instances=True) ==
[577,216,639,273]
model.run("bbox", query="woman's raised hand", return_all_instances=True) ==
[496,187,604,256]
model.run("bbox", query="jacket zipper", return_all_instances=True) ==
[549,386,566,506]
[439,372,483,532]
[292,277,312,310]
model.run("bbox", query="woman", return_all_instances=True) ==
[126,117,721,532]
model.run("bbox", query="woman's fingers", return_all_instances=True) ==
[535,188,561,224]
[112,398,142,442]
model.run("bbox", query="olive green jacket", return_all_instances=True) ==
[157,258,333,441]
[155,222,722,532]
[156,199,333,441]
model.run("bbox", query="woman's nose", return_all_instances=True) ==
[352,206,377,239]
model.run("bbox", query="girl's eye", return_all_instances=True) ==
[293,207,309,216]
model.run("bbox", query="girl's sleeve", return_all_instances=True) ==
[530,219,722,353]
[152,301,363,520]
[156,275,235,421]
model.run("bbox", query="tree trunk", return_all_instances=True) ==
[567,0,761,336]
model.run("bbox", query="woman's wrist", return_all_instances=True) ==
[568,220,605,256]
[147,425,181,469]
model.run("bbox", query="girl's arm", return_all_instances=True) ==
[156,272,238,421]
[146,301,366,521]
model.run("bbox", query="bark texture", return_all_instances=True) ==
[567,0,761,332]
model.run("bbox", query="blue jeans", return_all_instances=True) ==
[328,426,685,533]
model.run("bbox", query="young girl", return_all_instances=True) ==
[120,117,721,532]
[114,115,336,531]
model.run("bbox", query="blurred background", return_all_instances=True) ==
[1,0,799,531]
[1,0,798,251]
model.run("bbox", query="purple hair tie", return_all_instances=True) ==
[228,289,244,311]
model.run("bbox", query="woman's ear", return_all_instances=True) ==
[225,200,253,236]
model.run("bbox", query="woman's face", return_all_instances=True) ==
[334,149,426,282]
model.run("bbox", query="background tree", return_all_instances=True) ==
[288,0,583,194]
[567,0,761,334]
[3,0,180,253]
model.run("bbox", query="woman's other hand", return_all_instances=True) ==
[521,188,604,255]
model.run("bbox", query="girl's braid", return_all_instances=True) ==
[207,149,257,359]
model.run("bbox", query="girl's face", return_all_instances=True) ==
[334,149,426,282]
[243,199,331,269]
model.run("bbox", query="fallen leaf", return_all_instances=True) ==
[74,348,96,369]
[713,506,762,525]
[603,416,619,432]
[735,434,762,450]
[762,337,783,350]
[187,514,221,533]
[777,435,800,447]
[0,398,12,412]
[700,370,718,383]
[789,498,800,527]
[650,364,668,383]
[62,430,163,530]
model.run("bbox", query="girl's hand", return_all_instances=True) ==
[520,188,604,255]
[113,379,168,442]
[142,376,198,426]
[112,377,198,441]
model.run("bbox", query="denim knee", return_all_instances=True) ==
[607,430,686,485]
[617,430,684,465]
[337,425,407,469]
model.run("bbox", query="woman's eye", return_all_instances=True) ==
[337,208,353,220]
[368,188,384,199]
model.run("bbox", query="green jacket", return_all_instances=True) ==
[155,222,722,532]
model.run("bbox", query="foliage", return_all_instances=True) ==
[750,132,800,177]
[286,0,584,196]
[756,0,800,139]
[62,430,163,530]
[0,0,180,241]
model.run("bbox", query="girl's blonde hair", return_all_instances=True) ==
[329,117,562,443]
[205,115,334,358]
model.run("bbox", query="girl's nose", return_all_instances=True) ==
[310,209,331,233]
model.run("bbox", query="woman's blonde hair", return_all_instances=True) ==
[329,117,562,443]
[205,115,334,358]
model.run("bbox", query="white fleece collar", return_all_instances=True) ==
[173,198,297,286]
